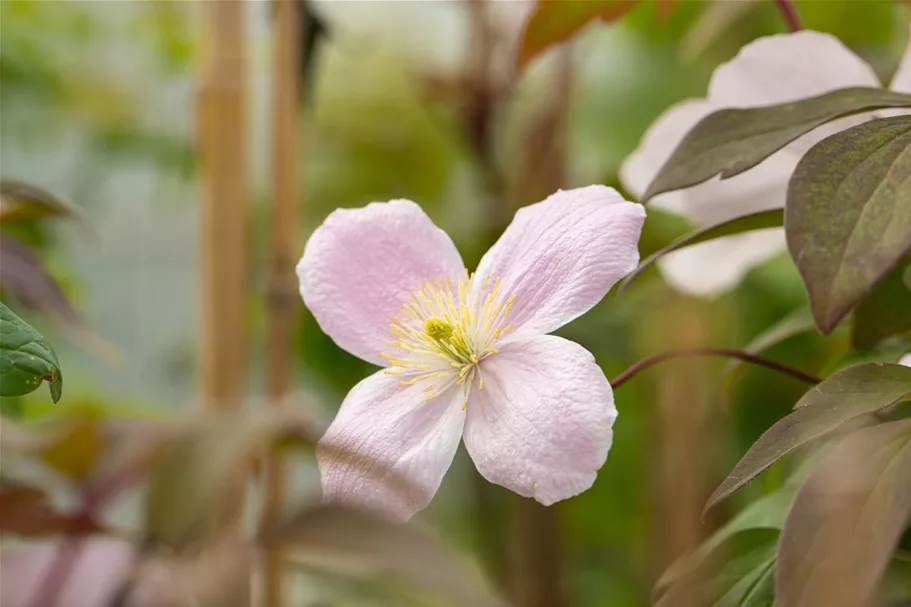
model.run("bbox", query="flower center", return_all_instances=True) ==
[379,270,516,409]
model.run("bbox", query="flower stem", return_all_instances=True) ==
[774,0,803,32]
[610,347,821,389]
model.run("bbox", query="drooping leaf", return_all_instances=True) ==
[787,115,911,334]
[655,482,797,599]
[852,255,911,350]
[618,209,783,295]
[655,529,778,607]
[0,301,63,402]
[261,504,503,607]
[0,233,80,324]
[705,362,911,513]
[643,88,911,201]
[0,180,81,222]
[516,0,639,70]
[776,419,911,607]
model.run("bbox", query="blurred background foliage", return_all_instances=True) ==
[1,1,908,605]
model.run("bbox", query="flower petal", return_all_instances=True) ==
[657,229,787,297]
[463,335,615,505]
[890,39,911,93]
[899,353,911,368]
[298,200,465,365]
[0,538,135,607]
[317,369,466,522]
[475,186,645,337]
[708,31,881,107]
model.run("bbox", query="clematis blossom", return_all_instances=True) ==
[901,353,911,368]
[621,31,911,297]
[297,186,645,521]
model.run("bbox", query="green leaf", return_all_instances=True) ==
[852,255,911,350]
[618,209,784,295]
[786,115,911,334]
[655,529,778,607]
[516,0,639,70]
[777,419,911,607]
[655,483,797,599]
[644,88,911,201]
[0,301,63,402]
[705,362,911,513]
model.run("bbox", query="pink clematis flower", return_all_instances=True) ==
[900,353,911,368]
[621,31,911,297]
[297,186,645,521]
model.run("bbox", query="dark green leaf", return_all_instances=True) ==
[852,255,911,350]
[0,302,62,402]
[786,115,911,334]
[517,0,639,70]
[705,362,911,513]
[618,209,784,295]
[655,529,778,607]
[644,88,911,200]
[777,419,911,607]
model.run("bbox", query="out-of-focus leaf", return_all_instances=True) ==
[261,504,504,607]
[0,485,101,536]
[852,255,911,350]
[144,409,321,548]
[0,180,80,222]
[39,417,104,482]
[655,0,677,19]
[643,88,911,200]
[0,301,63,402]
[656,483,797,598]
[723,306,817,378]
[680,0,761,61]
[655,529,778,607]
[0,233,79,324]
[618,210,783,294]
[787,115,911,334]
[516,0,639,70]
[705,362,911,513]
[777,419,911,607]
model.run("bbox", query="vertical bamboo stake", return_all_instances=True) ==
[198,0,248,412]
[264,1,301,605]
[197,0,249,602]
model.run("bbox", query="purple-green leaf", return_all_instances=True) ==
[617,209,783,295]
[704,362,911,513]
[786,115,911,334]
[851,255,911,350]
[776,419,911,607]
[644,88,911,201]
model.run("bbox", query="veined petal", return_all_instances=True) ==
[298,200,465,366]
[317,370,466,522]
[708,31,881,107]
[0,539,135,607]
[475,186,644,337]
[657,229,787,297]
[463,335,615,505]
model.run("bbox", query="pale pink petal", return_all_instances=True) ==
[619,99,716,210]
[890,39,911,93]
[899,353,911,367]
[475,186,645,337]
[317,370,465,522]
[0,538,135,607]
[463,335,615,505]
[708,31,880,107]
[298,200,465,366]
[657,229,787,297]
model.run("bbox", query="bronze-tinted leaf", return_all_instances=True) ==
[787,116,911,333]
[0,180,81,222]
[618,209,783,295]
[776,419,911,607]
[644,88,911,200]
[705,362,911,513]
[852,255,911,350]
[0,234,80,324]
[516,0,639,70]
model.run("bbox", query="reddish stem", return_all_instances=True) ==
[774,0,803,32]
[610,347,821,389]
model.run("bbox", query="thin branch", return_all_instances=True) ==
[774,0,803,32]
[610,347,821,389]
